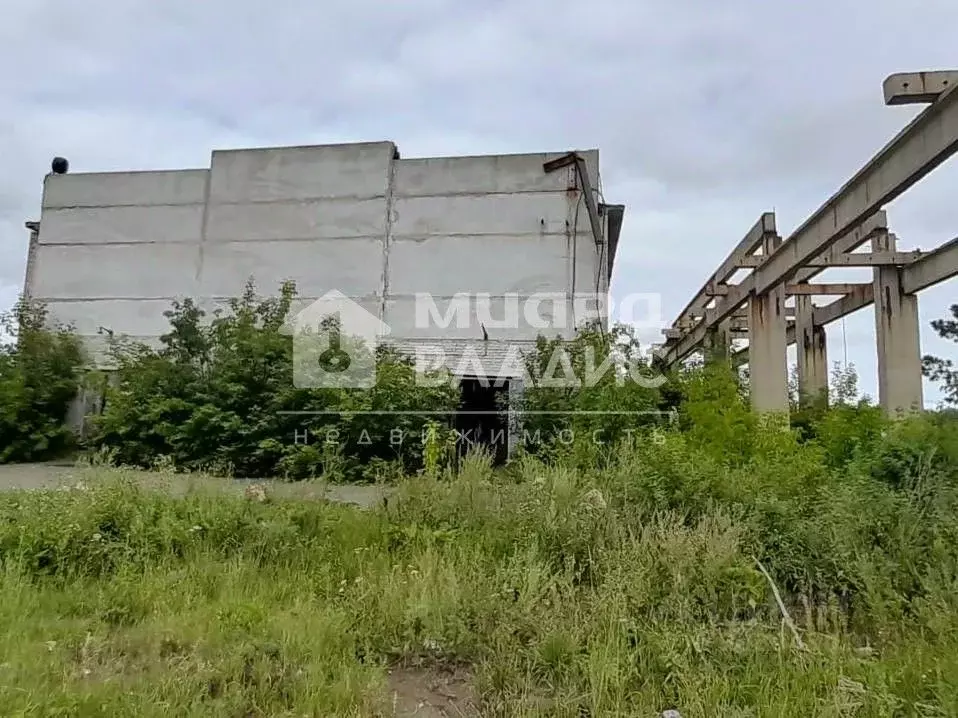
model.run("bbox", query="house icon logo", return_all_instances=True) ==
[281,290,390,388]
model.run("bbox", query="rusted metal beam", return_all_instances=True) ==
[663,79,958,365]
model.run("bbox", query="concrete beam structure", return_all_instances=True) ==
[884,71,958,106]
[785,283,870,296]
[663,77,958,366]
[780,234,958,351]
[811,285,875,328]
[662,71,958,418]
[669,212,776,332]
[704,320,732,362]
[901,237,958,294]
[22,221,39,300]
[736,250,922,268]
[795,295,828,407]
[791,211,888,283]
[747,233,789,413]
[872,232,923,415]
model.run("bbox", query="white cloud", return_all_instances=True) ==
[1,0,956,402]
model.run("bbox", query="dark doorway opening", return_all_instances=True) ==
[455,377,509,466]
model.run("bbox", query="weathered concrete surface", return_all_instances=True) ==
[199,239,384,298]
[883,70,958,106]
[385,150,606,369]
[872,232,923,415]
[0,463,390,508]
[28,142,616,378]
[39,205,205,245]
[32,243,201,299]
[747,234,789,414]
[42,169,208,208]
[794,295,828,406]
[207,143,394,203]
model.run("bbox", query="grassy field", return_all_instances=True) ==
[1,418,958,717]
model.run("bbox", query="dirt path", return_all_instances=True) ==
[0,462,390,508]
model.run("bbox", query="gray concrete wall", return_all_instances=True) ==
[28,142,613,375]
[33,168,209,361]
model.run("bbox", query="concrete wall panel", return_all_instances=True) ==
[384,295,576,342]
[38,205,204,245]
[200,239,384,298]
[394,151,599,196]
[392,193,586,238]
[31,244,200,300]
[42,170,208,208]
[204,198,386,241]
[76,335,164,366]
[44,299,181,337]
[209,142,395,203]
[286,295,385,327]
[573,232,605,295]
[388,235,569,295]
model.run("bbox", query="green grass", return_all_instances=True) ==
[1,432,958,716]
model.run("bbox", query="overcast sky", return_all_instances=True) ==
[1,0,956,404]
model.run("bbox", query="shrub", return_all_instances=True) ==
[516,322,664,464]
[0,299,85,463]
[87,281,459,479]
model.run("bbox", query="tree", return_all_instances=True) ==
[0,299,85,462]
[923,303,958,406]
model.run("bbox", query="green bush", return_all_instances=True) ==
[0,299,85,463]
[516,323,664,465]
[87,281,459,479]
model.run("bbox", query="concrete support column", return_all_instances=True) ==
[22,221,40,301]
[795,295,828,407]
[747,234,789,414]
[704,319,732,363]
[872,232,923,415]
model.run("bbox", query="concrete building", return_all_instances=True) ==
[23,141,624,457]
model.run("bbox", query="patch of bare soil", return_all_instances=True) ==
[386,665,479,717]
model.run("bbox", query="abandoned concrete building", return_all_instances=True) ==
[22,141,624,459]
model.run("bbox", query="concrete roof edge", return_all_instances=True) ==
[209,140,397,156]
[604,203,625,268]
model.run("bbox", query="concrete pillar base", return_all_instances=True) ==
[747,234,789,414]
[795,295,829,408]
[873,232,923,416]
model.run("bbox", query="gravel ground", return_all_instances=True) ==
[0,462,390,508]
